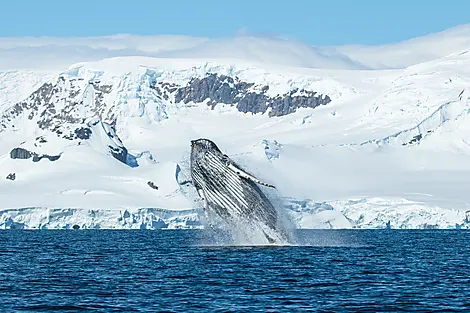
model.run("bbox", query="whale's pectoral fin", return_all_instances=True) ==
[176,163,193,186]
[222,155,276,189]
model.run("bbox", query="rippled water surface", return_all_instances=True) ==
[1,230,470,312]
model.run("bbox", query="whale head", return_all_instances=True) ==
[190,138,221,153]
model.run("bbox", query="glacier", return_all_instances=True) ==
[2,198,469,230]
[2,27,470,230]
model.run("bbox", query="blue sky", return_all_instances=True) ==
[1,0,469,45]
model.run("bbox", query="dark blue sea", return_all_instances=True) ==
[1,230,469,312]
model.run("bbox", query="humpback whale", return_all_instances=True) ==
[189,138,288,244]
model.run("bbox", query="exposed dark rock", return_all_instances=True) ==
[109,145,128,164]
[1,73,330,142]
[153,81,178,101]
[63,127,93,141]
[174,74,331,117]
[175,74,247,106]
[10,147,60,162]
[402,134,423,146]
[6,173,16,181]
[10,147,34,159]
[410,134,422,144]
[74,127,92,140]
[72,121,132,167]
[32,154,61,162]
[147,181,159,190]
[1,78,112,135]
[36,136,47,143]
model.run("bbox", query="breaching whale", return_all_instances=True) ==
[189,138,288,244]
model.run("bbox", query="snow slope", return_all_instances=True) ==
[0,71,57,107]
[2,26,470,230]
[338,24,470,69]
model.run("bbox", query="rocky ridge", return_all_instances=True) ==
[1,72,331,137]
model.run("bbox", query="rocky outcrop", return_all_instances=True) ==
[36,136,47,143]
[147,181,159,190]
[2,72,330,139]
[6,173,16,181]
[84,119,132,166]
[1,78,112,135]
[74,127,92,140]
[109,145,128,164]
[32,154,61,162]
[10,147,61,162]
[10,147,34,159]
[174,74,331,116]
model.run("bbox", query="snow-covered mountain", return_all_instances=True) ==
[337,24,470,69]
[0,35,365,71]
[2,26,470,230]
[3,24,470,71]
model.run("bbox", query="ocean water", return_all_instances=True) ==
[1,230,469,312]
